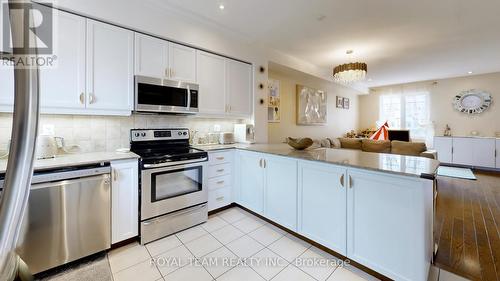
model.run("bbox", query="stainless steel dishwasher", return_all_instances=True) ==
[0,164,112,274]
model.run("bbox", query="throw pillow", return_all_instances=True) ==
[391,140,427,156]
[361,139,391,153]
[339,138,363,150]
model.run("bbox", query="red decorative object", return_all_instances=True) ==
[370,122,389,140]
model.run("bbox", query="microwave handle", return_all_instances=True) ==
[186,85,191,109]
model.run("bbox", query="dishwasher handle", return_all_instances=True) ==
[30,174,111,191]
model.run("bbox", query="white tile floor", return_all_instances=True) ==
[107,206,471,281]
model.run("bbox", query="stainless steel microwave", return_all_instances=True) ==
[134,76,199,114]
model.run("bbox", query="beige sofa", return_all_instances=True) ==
[319,138,437,159]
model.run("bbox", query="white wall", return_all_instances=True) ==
[268,65,360,143]
[359,72,500,138]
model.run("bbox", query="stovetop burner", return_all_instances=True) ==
[130,128,208,166]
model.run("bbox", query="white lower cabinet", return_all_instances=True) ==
[298,161,347,255]
[433,136,452,163]
[497,139,500,168]
[346,168,433,281]
[111,159,139,244]
[207,151,233,211]
[263,155,297,231]
[235,150,265,214]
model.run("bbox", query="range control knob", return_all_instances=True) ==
[178,132,182,136]
[183,132,187,135]
[135,133,140,137]
[141,132,146,137]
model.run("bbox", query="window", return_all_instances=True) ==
[379,91,430,140]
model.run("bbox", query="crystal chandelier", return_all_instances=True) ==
[333,50,367,84]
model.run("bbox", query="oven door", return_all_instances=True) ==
[134,76,199,114]
[141,161,207,220]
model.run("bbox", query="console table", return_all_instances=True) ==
[434,136,500,169]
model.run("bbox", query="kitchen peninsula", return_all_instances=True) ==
[199,143,438,281]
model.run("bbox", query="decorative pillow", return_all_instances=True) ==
[319,139,331,148]
[328,138,341,148]
[339,138,363,150]
[361,139,391,153]
[391,141,427,156]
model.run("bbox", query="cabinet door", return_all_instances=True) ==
[134,33,168,78]
[347,169,432,281]
[298,161,347,255]
[452,137,474,165]
[236,151,264,214]
[472,138,496,168]
[39,10,86,112]
[111,159,139,244]
[264,155,297,231]
[497,140,500,168]
[0,64,13,112]
[226,59,252,116]
[169,42,196,82]
[197,51,226,114]
[86,20,134,113]
[433,137,452,163]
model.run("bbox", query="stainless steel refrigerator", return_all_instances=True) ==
[0,0,40,280]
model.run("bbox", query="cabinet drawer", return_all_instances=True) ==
[208,175,232,190]
[209,151,232,166]
[208,187,232,211]
[208,163,231,178]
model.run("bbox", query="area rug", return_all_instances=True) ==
[437,166,476,180]
[39,253,112,281]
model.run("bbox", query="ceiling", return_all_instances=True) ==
[148,0,500,89]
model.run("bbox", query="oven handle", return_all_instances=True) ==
[142,203,207,226]
[143,157,208,169]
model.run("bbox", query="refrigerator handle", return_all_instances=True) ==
[0,1,40,280]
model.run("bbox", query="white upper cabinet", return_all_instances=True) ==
[134,34,196,82]
[226,59,253,117]
[0,64,13,112]
[168,42,196,82]
[39,10,86,112]
[86,20,134,114]
[197,51,226,114]
[134,33,169,78]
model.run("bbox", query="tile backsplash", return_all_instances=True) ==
[0,113,244,153]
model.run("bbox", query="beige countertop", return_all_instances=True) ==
[195,143,440,179]
[0,151,139,174]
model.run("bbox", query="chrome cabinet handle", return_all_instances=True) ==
[216,196,224,201]
[88,93,95,104]
[259,159,262,168]
[216,157,225,160]
[216,180,225,184]
[165,68,169,77]
[263,159,266,168]
[216,169,225,172]
[349,175,353,188]
[171,68,175,77]
[340,174,344,187]
[113,169,118,181]
[79,92,85,104]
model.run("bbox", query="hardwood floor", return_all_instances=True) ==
[435,171,500,281]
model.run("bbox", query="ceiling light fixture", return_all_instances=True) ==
[219,4,225,10]
[333,50,367,84]
[468,71,473,74]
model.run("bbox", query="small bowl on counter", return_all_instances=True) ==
[286,137,313,150]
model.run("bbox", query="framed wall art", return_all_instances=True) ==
[268,79,281,122]
[296,85,327,125]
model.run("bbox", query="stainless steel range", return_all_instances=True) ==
[130,129,208,244]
